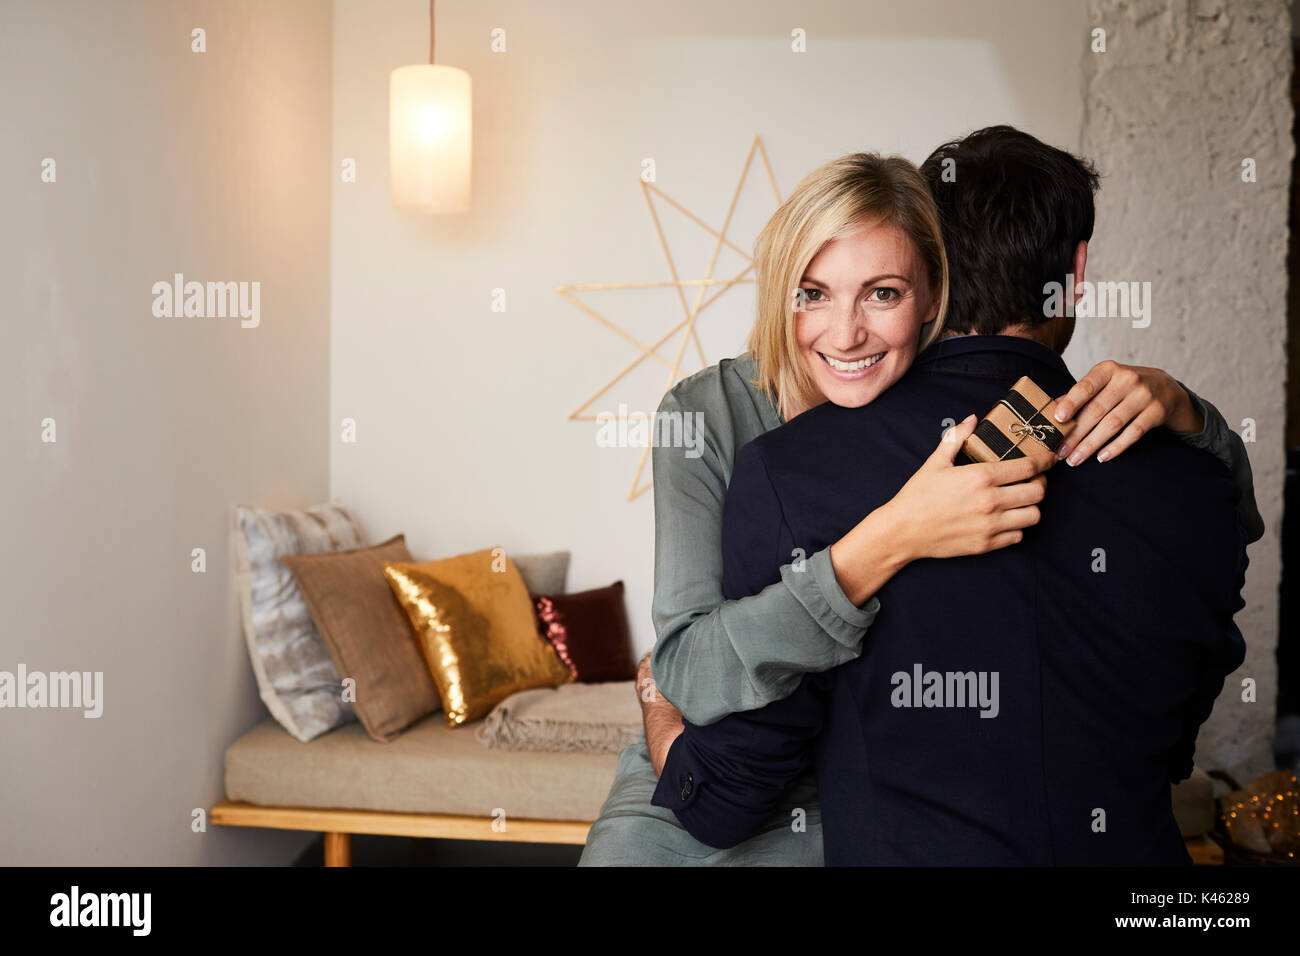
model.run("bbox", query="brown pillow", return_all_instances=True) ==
[384,549,573,727]
[281,535,439,742]
[532,581,636,682]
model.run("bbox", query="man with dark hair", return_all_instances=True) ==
[644,126,1253,864]
[922,125,1100,341]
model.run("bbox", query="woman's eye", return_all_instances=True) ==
[801,288,825,302]
[868,287,900,303]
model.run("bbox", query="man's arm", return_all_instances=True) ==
[1170,523,1250,782]
[651,675,828,849]
[1170,625,1247,782]
[646,440,830,848]
[637,642,827,849]
[637,651,684,776]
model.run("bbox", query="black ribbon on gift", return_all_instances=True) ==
[971,388,1064,460]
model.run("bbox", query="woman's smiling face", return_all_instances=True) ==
[794,219,938,411]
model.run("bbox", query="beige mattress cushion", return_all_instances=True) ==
[225,716,623,822]
[227,718,1216,834]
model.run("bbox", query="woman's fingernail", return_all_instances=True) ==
[1067,451,1083,466]
[1054,406,1068,422]
[1056,445,1069,460]
[1097,450,1110,463]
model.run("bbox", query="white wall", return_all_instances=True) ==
[330,0,1089,656]
[0,0,333,864]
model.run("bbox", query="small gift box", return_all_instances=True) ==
[961,375,1075,469]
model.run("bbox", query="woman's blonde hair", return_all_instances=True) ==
[748,153,949,418]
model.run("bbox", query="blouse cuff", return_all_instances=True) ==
[783,546,881,641]
[1172,381,1216,449]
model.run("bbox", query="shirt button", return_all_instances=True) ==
[680,773,694,800]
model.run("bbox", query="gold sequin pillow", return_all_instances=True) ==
[383,549,573,726]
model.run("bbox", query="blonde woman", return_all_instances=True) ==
[578,148,1260,866]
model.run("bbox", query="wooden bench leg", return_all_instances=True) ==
[323,831,352,867]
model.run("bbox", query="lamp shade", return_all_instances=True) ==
[389,64,471,213]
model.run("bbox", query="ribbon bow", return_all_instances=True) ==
[999,397,1059,447]
[1008,421,1054,444]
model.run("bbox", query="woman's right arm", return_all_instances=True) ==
[827,415,1048,603]
[650,401,1047,726]
[648,388,878,725]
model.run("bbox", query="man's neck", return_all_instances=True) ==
[940,319,1068,353]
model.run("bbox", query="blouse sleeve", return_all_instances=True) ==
[648,388,879,726]
[1174,383,1265,543]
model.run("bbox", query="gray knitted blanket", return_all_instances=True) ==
[475,680,643,753]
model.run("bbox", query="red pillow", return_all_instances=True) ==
[531,581,636,682]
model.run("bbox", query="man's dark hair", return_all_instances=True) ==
[920,126,1101,335]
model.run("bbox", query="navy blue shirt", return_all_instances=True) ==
[651,335,1248,865]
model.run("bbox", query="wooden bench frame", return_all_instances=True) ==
[212,801,1224,867]
[211,801,592,866]
[1183,835,1225,866]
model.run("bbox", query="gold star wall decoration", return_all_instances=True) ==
[555,135,782,501]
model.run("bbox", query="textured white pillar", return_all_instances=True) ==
[1072,0,1293,777]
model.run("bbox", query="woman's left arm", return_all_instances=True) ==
[1051,360,1264,543]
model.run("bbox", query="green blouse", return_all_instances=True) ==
[649,351,1264,726]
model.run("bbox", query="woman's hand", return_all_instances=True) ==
[885,414,1049,560]
[830,416,1047,603]
[1051,360,1204,466]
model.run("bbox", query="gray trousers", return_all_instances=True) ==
[578,735,823,866]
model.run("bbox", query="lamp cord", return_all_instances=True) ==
[429,0,435,64]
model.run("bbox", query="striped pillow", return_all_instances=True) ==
[233,502,365,741]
